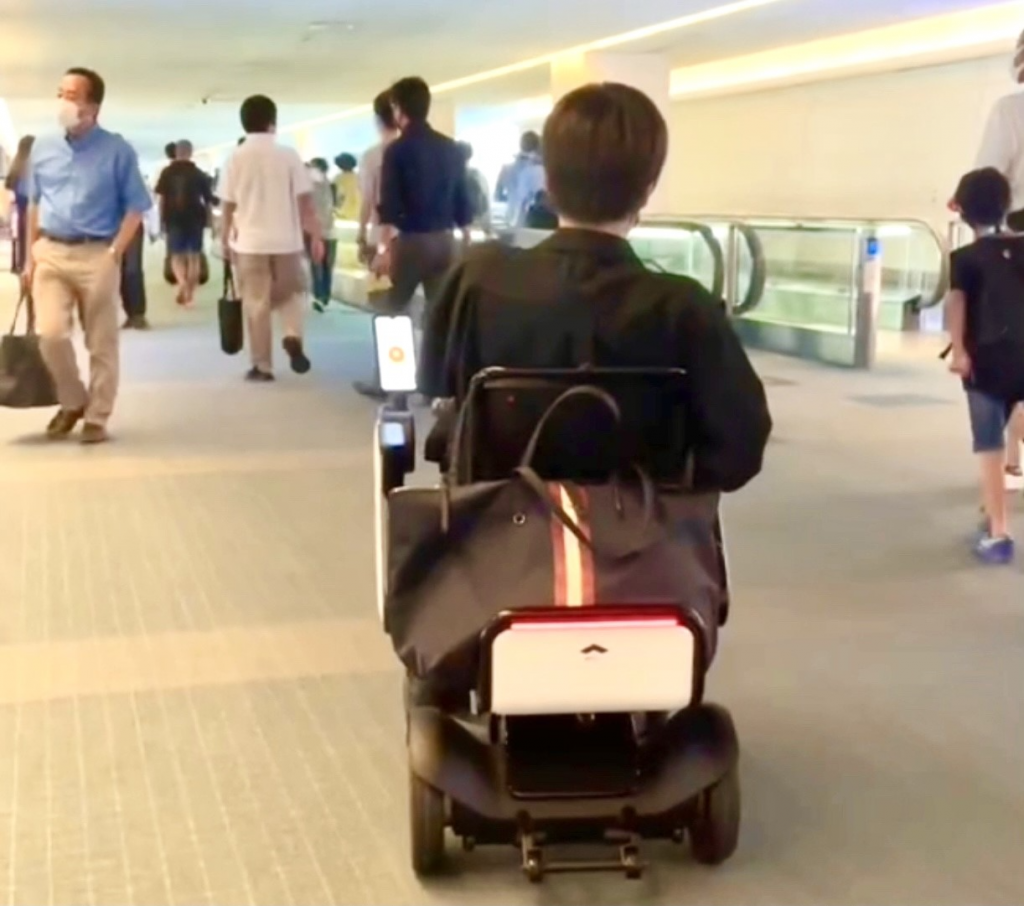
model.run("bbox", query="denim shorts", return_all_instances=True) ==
[166,224,204,255]
[966,389,1009,453]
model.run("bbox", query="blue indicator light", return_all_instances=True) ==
[866,237,880,257]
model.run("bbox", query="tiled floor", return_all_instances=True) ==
[0,261,1022,905]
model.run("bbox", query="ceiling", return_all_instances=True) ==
[0,0,1008,161]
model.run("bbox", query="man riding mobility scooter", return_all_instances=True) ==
[372,315,739,882]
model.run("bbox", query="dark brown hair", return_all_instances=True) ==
[65,67,105,105]
[4,135,34,190]
[542,82,667,224]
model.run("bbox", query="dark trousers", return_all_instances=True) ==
[387,231,457,313]
[120,225,146,318]
[307,237,338,302]
[363,231,457,392]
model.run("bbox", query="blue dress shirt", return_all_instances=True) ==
[379,122,472,234]
[28,125,152,241]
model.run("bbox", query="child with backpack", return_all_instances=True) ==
[947,167,1024,564]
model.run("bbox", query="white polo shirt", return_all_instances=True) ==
[219,134,312,254]
[976,91,1024,212]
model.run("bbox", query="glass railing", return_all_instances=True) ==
[212,208,949,369]
[671,215,948,367]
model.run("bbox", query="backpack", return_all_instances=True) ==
[525,191,558,230]
[970,236,1024,400]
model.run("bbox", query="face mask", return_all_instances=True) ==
[57,98,82,131]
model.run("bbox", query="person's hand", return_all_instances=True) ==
[356,235,371,265]
[20,259,35,293]
[949,348,972,378]
[308,236,325,265]
[372,245,392,279]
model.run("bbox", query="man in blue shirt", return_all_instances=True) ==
[359,76,471,398]
[23,67,152,444]
[497,131,546,229]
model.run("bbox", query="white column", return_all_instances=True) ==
[430,98,457,138]
[550,52,673,215]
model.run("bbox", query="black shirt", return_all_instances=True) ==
[155,160,213,229]
[950,233,1024,397]
[420,229,772,492]
[379,122,472,234]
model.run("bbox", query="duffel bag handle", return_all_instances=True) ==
[9,287,36,336]
[223,259,236,299]
[518,384,622,469]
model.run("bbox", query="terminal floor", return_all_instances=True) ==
[0,267,1021,906]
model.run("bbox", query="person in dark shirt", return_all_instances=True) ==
[419,82,771,493]
[155,139,212,307]
[358,76,472,398]
[946,167,1024,564]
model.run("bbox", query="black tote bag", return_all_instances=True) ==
[218,260,244,356]
[0,289,59,410]
[385,386,724,687]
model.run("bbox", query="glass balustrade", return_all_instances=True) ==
[211,206,949,369]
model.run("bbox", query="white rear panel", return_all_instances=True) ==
[490,621,696,716]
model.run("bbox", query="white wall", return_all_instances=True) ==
[669,54,1012,229]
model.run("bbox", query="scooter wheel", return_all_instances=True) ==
[689,763,741,866]
[409,770,446,876]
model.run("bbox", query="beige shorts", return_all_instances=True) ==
[233,251,307,307]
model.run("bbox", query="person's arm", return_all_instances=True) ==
[452,152,473,248]
[357,150,378,245]
[111,143,152,263]
[677,288,772,491]
[946,250,972,376]
[975,99,1015,176]
[419,262,469,399]
[290,152,323,261]
[218,157,236,253]
[377,141,403,252]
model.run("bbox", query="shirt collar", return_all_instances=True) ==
[66,123,104,148]
[539,227,640,264]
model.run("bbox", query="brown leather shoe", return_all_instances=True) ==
[46,408,84,440]
[80,423,109,445]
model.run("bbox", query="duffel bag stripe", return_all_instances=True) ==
[549,484,596,608]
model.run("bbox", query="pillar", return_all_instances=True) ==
[550,52,673,215]
[430,98,457,139]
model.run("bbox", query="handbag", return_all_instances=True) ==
[218,260,244,356]
[163,251,210,286]
[385,385,724,686]
[0,288,59,409]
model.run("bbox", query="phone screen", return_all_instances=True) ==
[373,315,418,393]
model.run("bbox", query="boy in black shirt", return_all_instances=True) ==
[947,167,1024,564]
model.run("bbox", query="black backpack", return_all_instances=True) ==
[970,236,1024,400]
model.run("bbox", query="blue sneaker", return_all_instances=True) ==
[973,533,1015,564]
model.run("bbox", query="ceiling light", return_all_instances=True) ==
[198,0,794,154]
[669,0,1024,98]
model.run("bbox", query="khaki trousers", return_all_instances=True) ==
[32,238,121,426]
[233,252,306,373]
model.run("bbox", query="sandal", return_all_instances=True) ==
[1005,465,1022,478]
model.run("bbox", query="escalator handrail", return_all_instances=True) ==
[637,220,726,300]
[656,213,950,308]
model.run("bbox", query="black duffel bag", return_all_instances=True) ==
[218,261,244,356]
[0,288,58,410]
[384,386,723,688]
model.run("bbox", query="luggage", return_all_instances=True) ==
[163,252,210,286]
[0,288,58,409]
[385,385,724,687]
[218,261,244,356]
